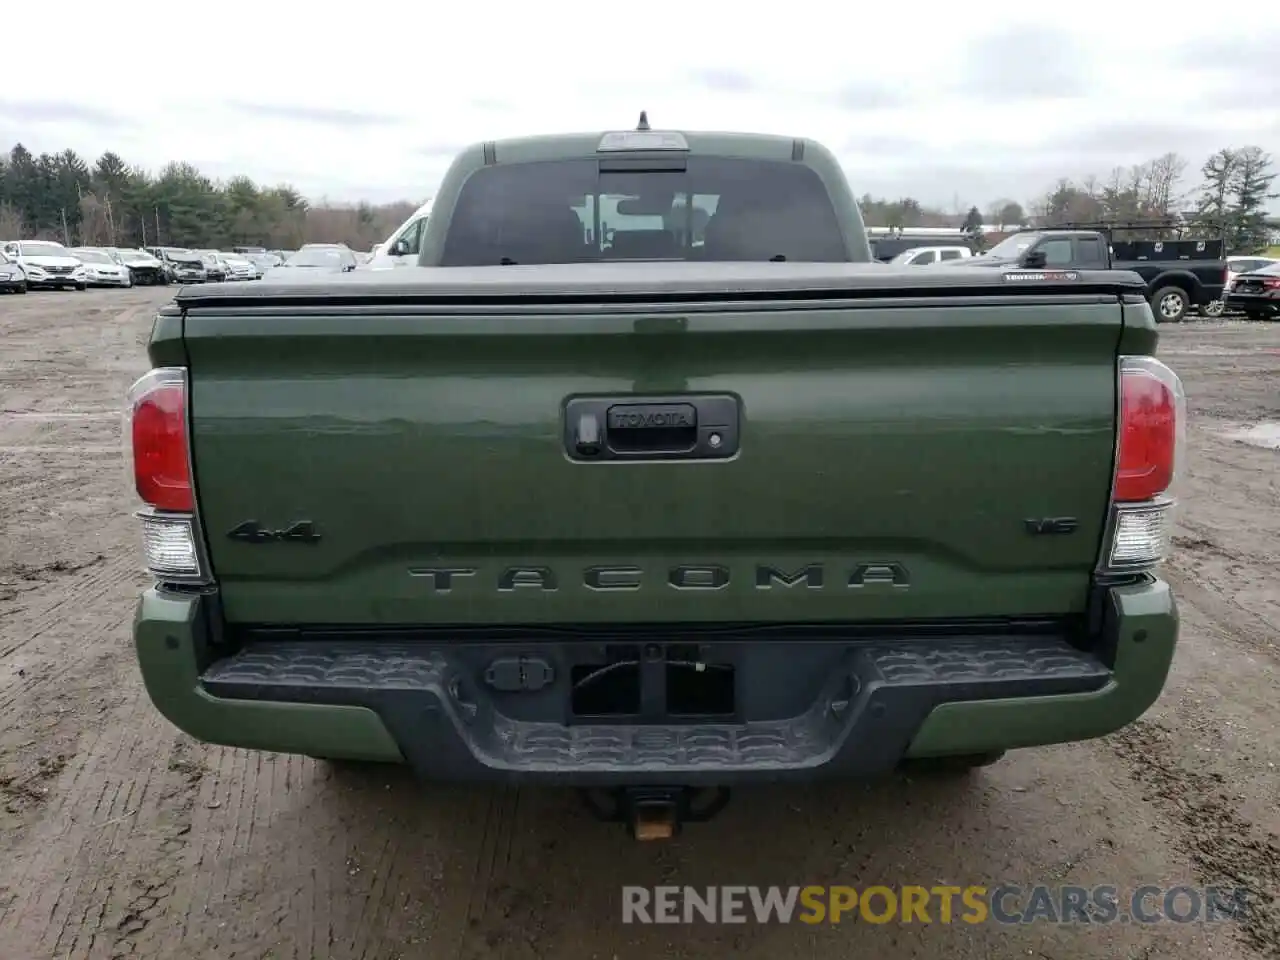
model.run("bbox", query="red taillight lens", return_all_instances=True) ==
[128,369,192,511]
[1263,277,1280,291]
[1115,363,1180,502]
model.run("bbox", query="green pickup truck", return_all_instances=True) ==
[128,121,1184,837]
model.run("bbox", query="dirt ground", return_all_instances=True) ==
[0,287,1277,960]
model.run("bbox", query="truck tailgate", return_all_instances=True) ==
[181,293,1122,625]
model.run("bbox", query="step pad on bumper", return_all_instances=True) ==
[200,636,1110,781]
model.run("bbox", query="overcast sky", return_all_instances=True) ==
[4,4,1277,212]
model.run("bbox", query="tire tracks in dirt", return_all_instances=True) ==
[0,670,206,958]
[1111,717,1280,959]
[1104,383,1280,958]
[0,291,202,958]
[0,554,110,654]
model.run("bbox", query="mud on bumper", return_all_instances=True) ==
[134,580,1177,784]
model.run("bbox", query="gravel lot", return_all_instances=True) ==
[0,287,1277,960]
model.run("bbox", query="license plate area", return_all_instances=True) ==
[570,643,737,723]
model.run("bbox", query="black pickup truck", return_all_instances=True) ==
[949,228,1227,323]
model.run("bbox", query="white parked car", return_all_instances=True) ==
[219,253,259,280]
[1,239,88,290]
[70,247,133,287]
[889,245,974,265]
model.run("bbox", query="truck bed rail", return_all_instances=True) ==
[172,261,1149,309]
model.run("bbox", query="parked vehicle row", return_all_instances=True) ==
[1,235,386,294]
[10,224,1269,323]
[0,239,302,293]
[138,245,356,283]
[143,247,272,284]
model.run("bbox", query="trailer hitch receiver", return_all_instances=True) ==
[579,785,732,840]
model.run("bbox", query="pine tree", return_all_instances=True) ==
[1226,147,1277,254]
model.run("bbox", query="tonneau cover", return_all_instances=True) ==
[174,260,1149,306]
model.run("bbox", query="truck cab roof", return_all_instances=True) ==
[471,128,813,164]
[414,118,874,266]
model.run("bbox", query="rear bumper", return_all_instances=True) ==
[1226,293,1279,314]
[133,580,1178,783]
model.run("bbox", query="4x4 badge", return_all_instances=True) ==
[226,520,321,544]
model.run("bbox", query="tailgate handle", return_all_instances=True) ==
[563,395,740,462]
[606,403,697,452]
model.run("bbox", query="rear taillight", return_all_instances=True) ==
[1263,277,1280,291]
[125,366,207,582]
[1103,356,1186,571]
[1116,362,1179,502]
[128,369,192,510]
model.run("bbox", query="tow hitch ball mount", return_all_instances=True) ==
[579,786,732,840]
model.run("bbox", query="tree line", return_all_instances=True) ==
[868,146,1277,254]
[1,141,1276,254]
[0,144,418,252]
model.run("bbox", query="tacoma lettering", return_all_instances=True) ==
[407,566,477,591]
[498,566,558,591]
[409,562,911,591]
[584,565,643,590]
[848,562,910,588]
[668,564,730,590]
[756,563,824,589]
